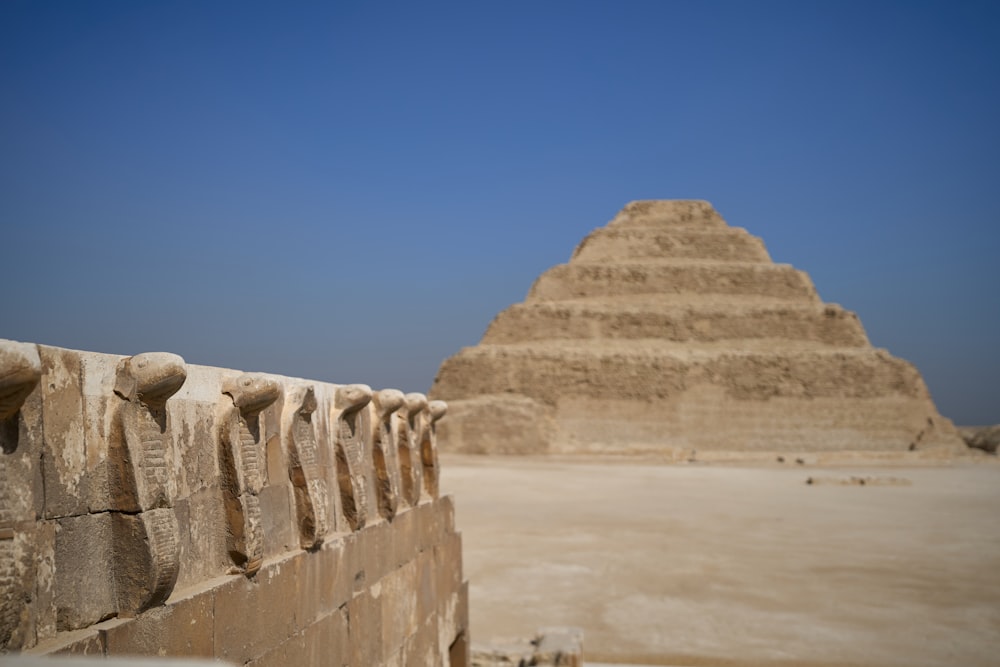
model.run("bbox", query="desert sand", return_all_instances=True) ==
[441,454,1000,667]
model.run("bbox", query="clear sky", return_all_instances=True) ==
[2,1,998,425]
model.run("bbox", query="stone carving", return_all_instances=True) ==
[0,340,41,650]
[398,392,427,507]
[287,385,330,549]
[334,384,372,531]
[220,373,280,575]
[372,389,405,521]
[420,400,447,499]
[111,352,187,614]
[431,200,968,456]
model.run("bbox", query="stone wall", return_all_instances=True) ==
[0,339,468,665]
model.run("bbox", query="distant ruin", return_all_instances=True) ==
[431,200,965,457]
[0,339,467,665]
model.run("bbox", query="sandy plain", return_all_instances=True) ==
[440,454,1000,667]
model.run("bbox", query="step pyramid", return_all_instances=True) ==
[430,200,965,456]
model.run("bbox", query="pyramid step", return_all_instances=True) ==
[482,301,869,347]
[606,199,730,231]
[572,226,771,263]
[432,345,929,408]
[527,261,819,303]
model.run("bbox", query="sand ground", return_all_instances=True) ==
[440,454,1000,667]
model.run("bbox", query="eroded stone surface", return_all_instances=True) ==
[334,384,372,531]
[398,393,427,507]
[220,373,280,575]
[286,385,330,548]
[0,340,43,650]
[420,400,447,500]
[372,389,405,521]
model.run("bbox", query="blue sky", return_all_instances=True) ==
[1,1,998,424]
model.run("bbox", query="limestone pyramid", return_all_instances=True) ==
[430,200,965,457]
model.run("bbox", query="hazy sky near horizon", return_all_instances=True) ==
[2,1,998,425]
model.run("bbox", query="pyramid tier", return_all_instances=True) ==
[434,343,928,405]
[571,226,771,264]
[606,199,729,231]
[527,260,819,303]
[482,300,869,347]
[432,344,955,454]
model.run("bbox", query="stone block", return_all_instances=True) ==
[259,482,296,558]
[38,346,88,519]
[434,532,464,615]
[32,520,57,644]
[22,626,106,655]
[404,615,440,667]
[81,353,125,514]
[173,488,230,590]
[213,552,305,665]
[415,550,438,626]
[53,513,117,631]
[103,590,214,657]
[379,559,417,650]
[313,537,353,613]
[347,587,383,667]
[390,505,416,570]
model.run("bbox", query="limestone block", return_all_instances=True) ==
[380,558,418,650]
[0,339,42,650]
[53,513,117,631]
[102,589,214,657]
[38,345,88,519]
[259,482,296,557]
[372,388,405,521]
[32,521,57,645]
[213,552,306,665]
[172,488,230,590]
[398,392,427,507]
[285,385,331,549]
[219,373,280,576]
[334,383,372,531]
[347,586,383,667]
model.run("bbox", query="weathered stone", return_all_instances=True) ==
[0,339,42,650]
[3,341,468,666]
[372,388,405,521]
[285,385,331,549]
[106,352,186,616]
[38,345,88,519]
[219,373,280,575]
[398,392,427,507]
[431,200,967,456]
[334,383,372,531]
[420,400,447,500]
[102,590,214,656]
[53,513,117,631]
